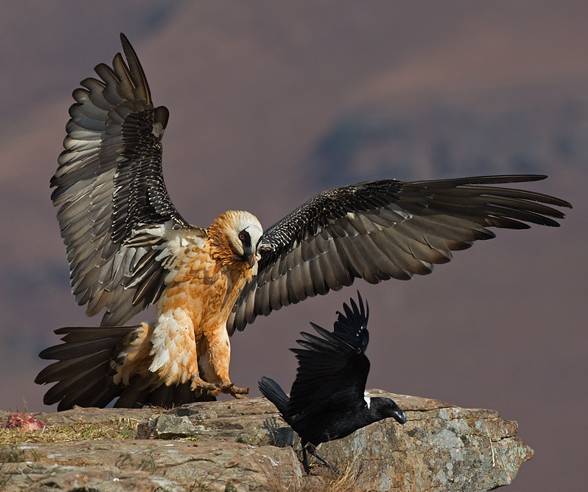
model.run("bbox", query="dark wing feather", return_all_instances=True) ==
[229,175,571,333]
[287,316,370,418]
[333,292,369,352]
[51,34,194,326]
[35,325,140,410]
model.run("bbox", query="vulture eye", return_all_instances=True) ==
[238,230,251,246]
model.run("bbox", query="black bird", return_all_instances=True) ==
[259,293,406,473]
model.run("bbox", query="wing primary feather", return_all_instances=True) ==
[119,33,152,104]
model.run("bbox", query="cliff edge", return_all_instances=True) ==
[0,391,532,491]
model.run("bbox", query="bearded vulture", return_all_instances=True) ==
[35,34,572,410]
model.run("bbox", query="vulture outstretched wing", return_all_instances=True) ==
[228,175,571,333]
[52,34,196,326]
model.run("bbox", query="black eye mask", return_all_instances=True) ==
[238,229,251,248]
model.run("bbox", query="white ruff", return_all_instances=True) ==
[364,392,371,409]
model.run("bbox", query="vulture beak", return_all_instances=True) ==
[247,253,259,267]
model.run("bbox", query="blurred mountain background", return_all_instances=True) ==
[0,1,585,490]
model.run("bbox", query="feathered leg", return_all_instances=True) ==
[199,325,249,397]
[150,308,218,394]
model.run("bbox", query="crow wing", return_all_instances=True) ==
[228,175,571,333]
[52,34,198,326]
[332,292,369,351]
[287,293,370,417]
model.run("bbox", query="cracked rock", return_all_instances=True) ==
[0,391,533,491]
[137,414,200,439]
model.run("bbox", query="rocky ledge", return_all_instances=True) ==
[0,391,532,491]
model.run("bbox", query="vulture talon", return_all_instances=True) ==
[222,383,249,398]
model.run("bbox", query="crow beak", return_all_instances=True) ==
[392,409,407,425]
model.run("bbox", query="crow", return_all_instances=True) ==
[259,293,406,473]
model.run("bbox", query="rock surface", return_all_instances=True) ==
[0,391,532,491]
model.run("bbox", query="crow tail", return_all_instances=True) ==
[258,376,290,414]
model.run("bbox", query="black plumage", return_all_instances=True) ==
[229,176,572,333]
[259,293,406,473]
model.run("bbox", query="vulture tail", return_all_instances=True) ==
[35,325,217,410]
[35,325,141,410]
